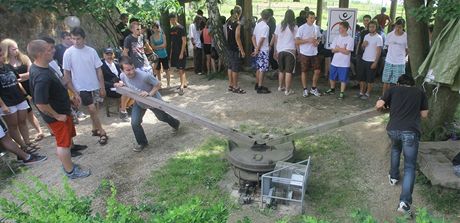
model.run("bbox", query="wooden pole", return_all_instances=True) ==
[339,0,349,8]
[316,0,323,27]
[388,0,397,32]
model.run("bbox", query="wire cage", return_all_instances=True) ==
[260,157,311,214]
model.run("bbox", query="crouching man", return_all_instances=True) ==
[115,57,180,152]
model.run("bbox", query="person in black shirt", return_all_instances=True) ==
[27,39,91,179]
[116,13,130,47]
[169,13,187,95]
[266,9,278,71]
[226,5,246,94]
[375,74,429,217]
[54,31,73,70]
[296,10,307,27]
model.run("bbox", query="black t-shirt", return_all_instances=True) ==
[124,34,147,69]
[357,29,370,56]
[382,86,429,135]
[0,64,26,106]
[116,22,131,47]
[54,44,68,69]
[227,20,240,52]
[170,24,186,57]
[12,64,31,95]
[29,64,72,123]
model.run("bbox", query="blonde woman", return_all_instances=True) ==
[1,39,45,142]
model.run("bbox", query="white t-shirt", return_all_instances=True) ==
[63,45,103,92]
[385,31,408,65]
[330,34,354,68]
[296,23,321,56]
[105,60,119,77]
[189,23,202,48]
[274,24,298,52]
[253,21,270,52]
[362,33,383,62]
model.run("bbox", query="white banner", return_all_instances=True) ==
[326,8,358,49]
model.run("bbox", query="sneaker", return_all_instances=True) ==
[171,119,180,131]
[71,144,87,151]
[23,154,47,165]
[65,164,91,179]
[72,114,79,124]
[257,86,271,94]
[76,111,86,119]
[71,150,82,157]
[388,175,399,186]
[133,144,147,152]
[120,111,130,122]
[278,86,285,92]
[310,88,321,97]
[397,201,413,218]
[360,94,369,100]
[325,88,336,95]
[302,89,309,97]
[354,92,364,98]
[338,92,345,100]
[285,89,294,96]
[254,83,259,91]
[178,88,185,96]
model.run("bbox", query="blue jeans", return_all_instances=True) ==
[131,103,178,146]
[387,130,419,204]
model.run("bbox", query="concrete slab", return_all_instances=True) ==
[418,141,460,189]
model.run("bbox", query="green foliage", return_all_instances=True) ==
[411,0,460,23]
[120,0,183,24]
[301,215,330,223]
[416,174,460,215]
[150,198,228,223]
[350,209,379,223]
[237,216,253,223]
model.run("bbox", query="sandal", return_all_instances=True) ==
[26,142,41,150]
[33,133,45,142]
[21,145,38,154]
[98,134,108,145]
[92,130,101,136]
[228,86,234,91]
[232,87,246,94]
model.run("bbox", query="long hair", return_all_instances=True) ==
[281,9,296,33]
[0,38,30,65]
[229,5,242,24]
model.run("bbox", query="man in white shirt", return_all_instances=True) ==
[252,9,271,94]
[358,20,383,99]
[63,27,108,145]
[382,19,408,96]
[189,16,204,75]
[295,11,322,97]
[324,21,354,100]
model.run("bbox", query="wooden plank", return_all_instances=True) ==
[116,87,255,146]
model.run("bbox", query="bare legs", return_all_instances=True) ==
[87,103,106,136]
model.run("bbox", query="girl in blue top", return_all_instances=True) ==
[151,23,170,88]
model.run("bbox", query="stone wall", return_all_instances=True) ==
[0,6,116,55]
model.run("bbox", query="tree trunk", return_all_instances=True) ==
[388,0,397,32]
[339,0,349,8]
[239,0,254,66]
[161,11,172,56]
[316,0,323,26]
[206,0,230,63]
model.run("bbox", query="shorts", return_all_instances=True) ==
[278,51,296,73]
[170,52,186,70]
[80,90,103,106]
[48,115,76,148]
[382,62,405,84]
[357,59,377,83]
[329,65,350,83]
[0,118,7,138]
[0,100,29,116]
[211,47,219,60]
[255,51,269,72]
[228,50,242,72]
[300,54,321,72]
[203,44,212,55]
[155,57,169,70]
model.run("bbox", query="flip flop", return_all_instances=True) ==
[92,130,101,136]
[98,135,108,145]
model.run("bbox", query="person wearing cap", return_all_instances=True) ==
[169,13,187,95]
[101,48,133,122]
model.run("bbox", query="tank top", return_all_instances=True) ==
[202,28,212,45]
[12,63,31,95]
[151,32,168,58]
[227,20,240,52]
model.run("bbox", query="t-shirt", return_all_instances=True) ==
[29,64,72,123]
[63,45,103,92]
[330,34,354,67]
[296,23,321,56]
[374,14,390,29]
[274,24,298,52]
[385,31,408,65]
[120,69,162,109]
[0,64,25,106]
[202,28,212,45]
[49,60,65,85]
[357,29,370,56]
[362,33,383,62]
[189,23,202,48]
[227,20,240,52]
[382,86,429,135]
[170,24,186,56]
[253,21,270,53]
[124,34,149,69]
[54,44,69,68]
[116,22,131,47]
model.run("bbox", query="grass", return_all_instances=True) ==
[416,174,460,216]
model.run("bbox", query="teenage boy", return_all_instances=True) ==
[115,57,180,152]
[325,21,354,100]
[28,39,91,179]
[252,9,271,94]
[169,13,187,95]
[295,11,322,97]
[375,74,428,218]
[382,19,408,96]
[357,20,383,99]
[63,27,108,145]
[123,23,151,73]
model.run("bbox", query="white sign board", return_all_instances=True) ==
[325,8,357,49]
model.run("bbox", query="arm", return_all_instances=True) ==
[35,104,67,122]
[179,36,186,59]
[18,58,32,81]
[161,33,167,49]
[371,47,382,69]
[252,37,266,56]
[272,35,278,60]
[0,98,9,114]
[96,67,106,97]
[122,48,129,57]
[235,24,245,57]
[63,70,81,107]
[375,99,385,110]
[420,110,429,118]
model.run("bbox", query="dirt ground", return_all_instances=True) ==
[0,69,442,222]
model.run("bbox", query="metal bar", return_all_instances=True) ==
[261,194,302,202]
[116,87,255,146]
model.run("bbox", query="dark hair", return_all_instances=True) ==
[120,13,128,20]
[266,8,274,17]
[231,5,242,22]
[261,9,270,20]
[299,10,306,17]
[304,6,310,12]
[281,9,296,33]
[119,56,134,70]
[339,21,350,29]
[70,27,86,38]
[193,16,202,30]
[197,9,204,16]
[219,16,226,24]
[363,14,371,20]
[368,20,378,27]
[397,74,415,86]
[39,36,55,44]
[129,17,139,24]
[307,11,315,17]
[152,23,160,29]
[60,31,70,39]
[395,18,405,27]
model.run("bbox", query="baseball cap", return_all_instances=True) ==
[103,47,113,54]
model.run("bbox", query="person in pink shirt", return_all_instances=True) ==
[202,20,216,75]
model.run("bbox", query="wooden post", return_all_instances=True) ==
[339,0,349,8]
[316,0,323,27]
[388,0,397,32]
[241,0,254,65]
